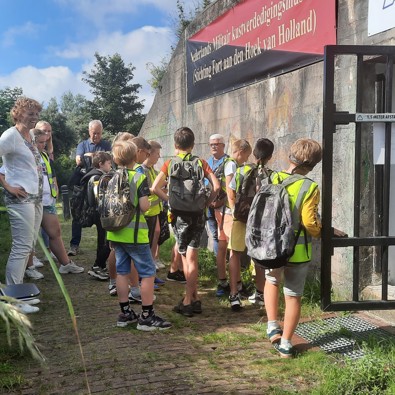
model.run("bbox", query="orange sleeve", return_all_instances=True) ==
[301,187,322,238]
[201,159,213,177]
[160,159,171,176]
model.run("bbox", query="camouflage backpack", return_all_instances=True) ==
[97,168,136,231]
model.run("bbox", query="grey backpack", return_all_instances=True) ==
[245,174,311,269]
[168,155,207,214]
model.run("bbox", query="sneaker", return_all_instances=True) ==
[15,303,40,314]
[154,277,165,286]
[173,301,194,317]
[155,259,166,270]
[108,284,117,296]
[267,328,283,344]
[44,251,57,262]
[248,291,265,306]
[192,300,202,314]
[32,256,44,268]
[59,260,84,274]
[22,298,41,305]
[128,289,142,304]
[273,342,294,358]
[25,267,44,280]
[88,267,109,280]
[117,310,138,328]
[67,245,79,256]
[137,311,172,331]
[216,282,230,297]
[166,270,186,284]
[229,294,242,311]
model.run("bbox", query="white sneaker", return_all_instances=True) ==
[59,260,84,274]
[15,303,40,314]
[25,267,44,280]
[50,251,57,261]
[32,256,44,268]
[22,298,41,305]
[155,259,166,270]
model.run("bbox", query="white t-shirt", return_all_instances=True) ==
[0,126,40,195]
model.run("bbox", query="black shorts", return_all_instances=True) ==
[172,213,205,255]
[145,215,158,248]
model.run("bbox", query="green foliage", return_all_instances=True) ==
[147,59,168,92]
[53,154,76,188]
[82,52,145,135]
[0,213,11,282]
[60,91,92,142]
[40,98,77,157]
[312,339,395,394]
[0,87,23,134]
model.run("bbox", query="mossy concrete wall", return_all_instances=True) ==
[140,0,395,302]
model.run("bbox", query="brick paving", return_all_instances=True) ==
[7,236,316,395]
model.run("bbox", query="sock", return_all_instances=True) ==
[280,339,292,349]
[237,281,242,292]
[219,278,228,286]
[141,305,153,319]
[267,320,280,333]
[120,301,130,315]
[256,289,263,295]
[109,278,116,286]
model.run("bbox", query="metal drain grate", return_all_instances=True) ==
[295,316,394,359]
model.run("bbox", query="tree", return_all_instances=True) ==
[40,98,77,157]
[82,53,145,135]
[60,91,92,142]
[0,87,23,134]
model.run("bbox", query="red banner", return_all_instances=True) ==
[186,0,336,103]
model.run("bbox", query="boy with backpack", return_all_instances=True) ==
[106,139,171,330]
[83,151,113,280]
[152,127,220,317]
[260,138,345,357]
[227,138,274,311]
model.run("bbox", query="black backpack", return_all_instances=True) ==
[233,165,272,223]
[168,155,207,214]
[245,174,312,269]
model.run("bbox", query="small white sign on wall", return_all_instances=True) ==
[368,0,395,36]
[373,123,395,164]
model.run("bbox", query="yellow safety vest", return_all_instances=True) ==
[41,151,57,198]
[272,172,318,263]
[144,165,162,217]
[106,170,149,244]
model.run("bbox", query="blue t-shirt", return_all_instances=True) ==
[76,138,112,169]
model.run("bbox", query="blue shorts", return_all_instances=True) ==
[43,204,57,215]
[114,243,156,278]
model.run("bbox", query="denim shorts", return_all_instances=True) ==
[265,262,310,297]
[113,243,156,278]
[43,204,57,215]
[172,213,205,255]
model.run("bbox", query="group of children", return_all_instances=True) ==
[29,123,329,356]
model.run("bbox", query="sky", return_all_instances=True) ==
[0,0,191,113]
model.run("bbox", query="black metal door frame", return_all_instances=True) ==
[322,45,395,311]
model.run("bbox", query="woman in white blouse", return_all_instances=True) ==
[0,97,43,285]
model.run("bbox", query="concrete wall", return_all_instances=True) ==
[140,0,395,300]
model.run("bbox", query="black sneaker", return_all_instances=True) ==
[229,294,242,311]
[173,301,194,317]
[166,270,186,284]
[192,300,202,314]
[88,267,109,281]
[137,311,172,331]
[117,310,138,328]
[216,282,230,297]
